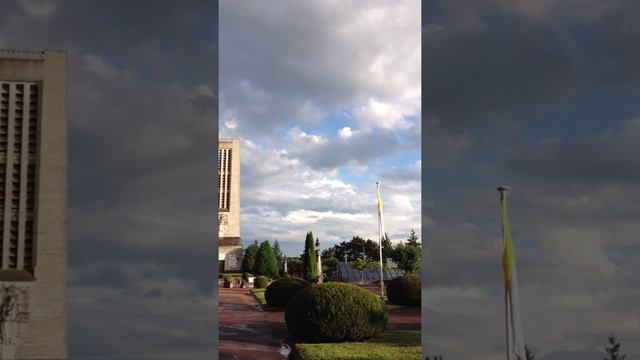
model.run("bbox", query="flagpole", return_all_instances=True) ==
[376,181,385,299]
[498,186,510,360]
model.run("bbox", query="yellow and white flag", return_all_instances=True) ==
[377,182,385,237]
[499,187,526,360]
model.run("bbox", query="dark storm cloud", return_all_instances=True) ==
[424,15,585,129]
[423,1,640,359]
[1,1,217,359]
[505,118,640,185]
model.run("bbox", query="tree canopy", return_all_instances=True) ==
[241,240,259,273]
[254,240,279,278]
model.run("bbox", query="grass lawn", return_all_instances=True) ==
[249,289,283,312]
[291,330,421,360]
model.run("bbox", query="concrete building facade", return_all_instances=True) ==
[0,50,67,360]
[218,138,242,272]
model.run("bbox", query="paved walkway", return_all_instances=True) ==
[219,288,290,360]
[218,286,421,359]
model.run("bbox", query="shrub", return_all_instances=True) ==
[386,274,421,307]
[254,241,279,278]
[285,282,388,342]
[242,272,250,281]
[223,275,233,288]
[265,277,310,307]
[254,276,269,289]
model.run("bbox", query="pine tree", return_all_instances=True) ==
[604,335,627,360]
[273,240,284,275]
[407,229,421,247]
[303,231,318,283]
[254,241,279,278]
[241,240,259,273]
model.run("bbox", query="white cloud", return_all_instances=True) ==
[238,139,421,247]
[20,0,56,18]
[354,98,413,131]
[284,210,371,224]
[220,0,421,136]
[338,126,353,138]
[83,54,120,80]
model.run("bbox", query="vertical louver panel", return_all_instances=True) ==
[0,81,39,273]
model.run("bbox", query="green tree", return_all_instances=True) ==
[333,236,379,262]
[322,256,339,281]
[382,233,393,262]
[604,335,627,360]
[273,240,284,274]
[351,258,388,284]
[303,231,318,283]
[321,246,336,259]
[391,242,421,274]
[254,241,279,278]
[241,240,259,273]
[407,229,421,248]
[352,258,374,284]
[287,257,304,277]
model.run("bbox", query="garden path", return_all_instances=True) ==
[219,288,291,360]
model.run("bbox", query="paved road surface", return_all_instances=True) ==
[219,288,290,360]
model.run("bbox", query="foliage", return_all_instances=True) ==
[351,258,387,284]
[293,330,420,360]
[254,275,269,289]
[381,233,393,261]
[390,242,421,274]
[242,240,259,273]
[254,241,279,278]
[273,240,284,275]
[321,246,337,259]
[386,274,421,307]
[303,231,318,283]
[285,282,388,343]
[223,275,233,287]
[324,236,380,262]
[604,335,627,360]
[287,257,304,277]
[265,277,310,307]
[407,229,421,248]
[322,257,339,281]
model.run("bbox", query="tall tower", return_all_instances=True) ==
[218,138,242,272]
[0,50,67,359]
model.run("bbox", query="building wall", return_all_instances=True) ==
[0,50,67,360]
[218,139,242,271]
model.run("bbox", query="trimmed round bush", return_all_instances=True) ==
[285,282,388,342]
[254,276,269,289]
[386,274,421,307]
[265,277,310,307]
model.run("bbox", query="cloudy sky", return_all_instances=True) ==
[2,1,217,359]
[219,0,422,258]
[423,1,639,359]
